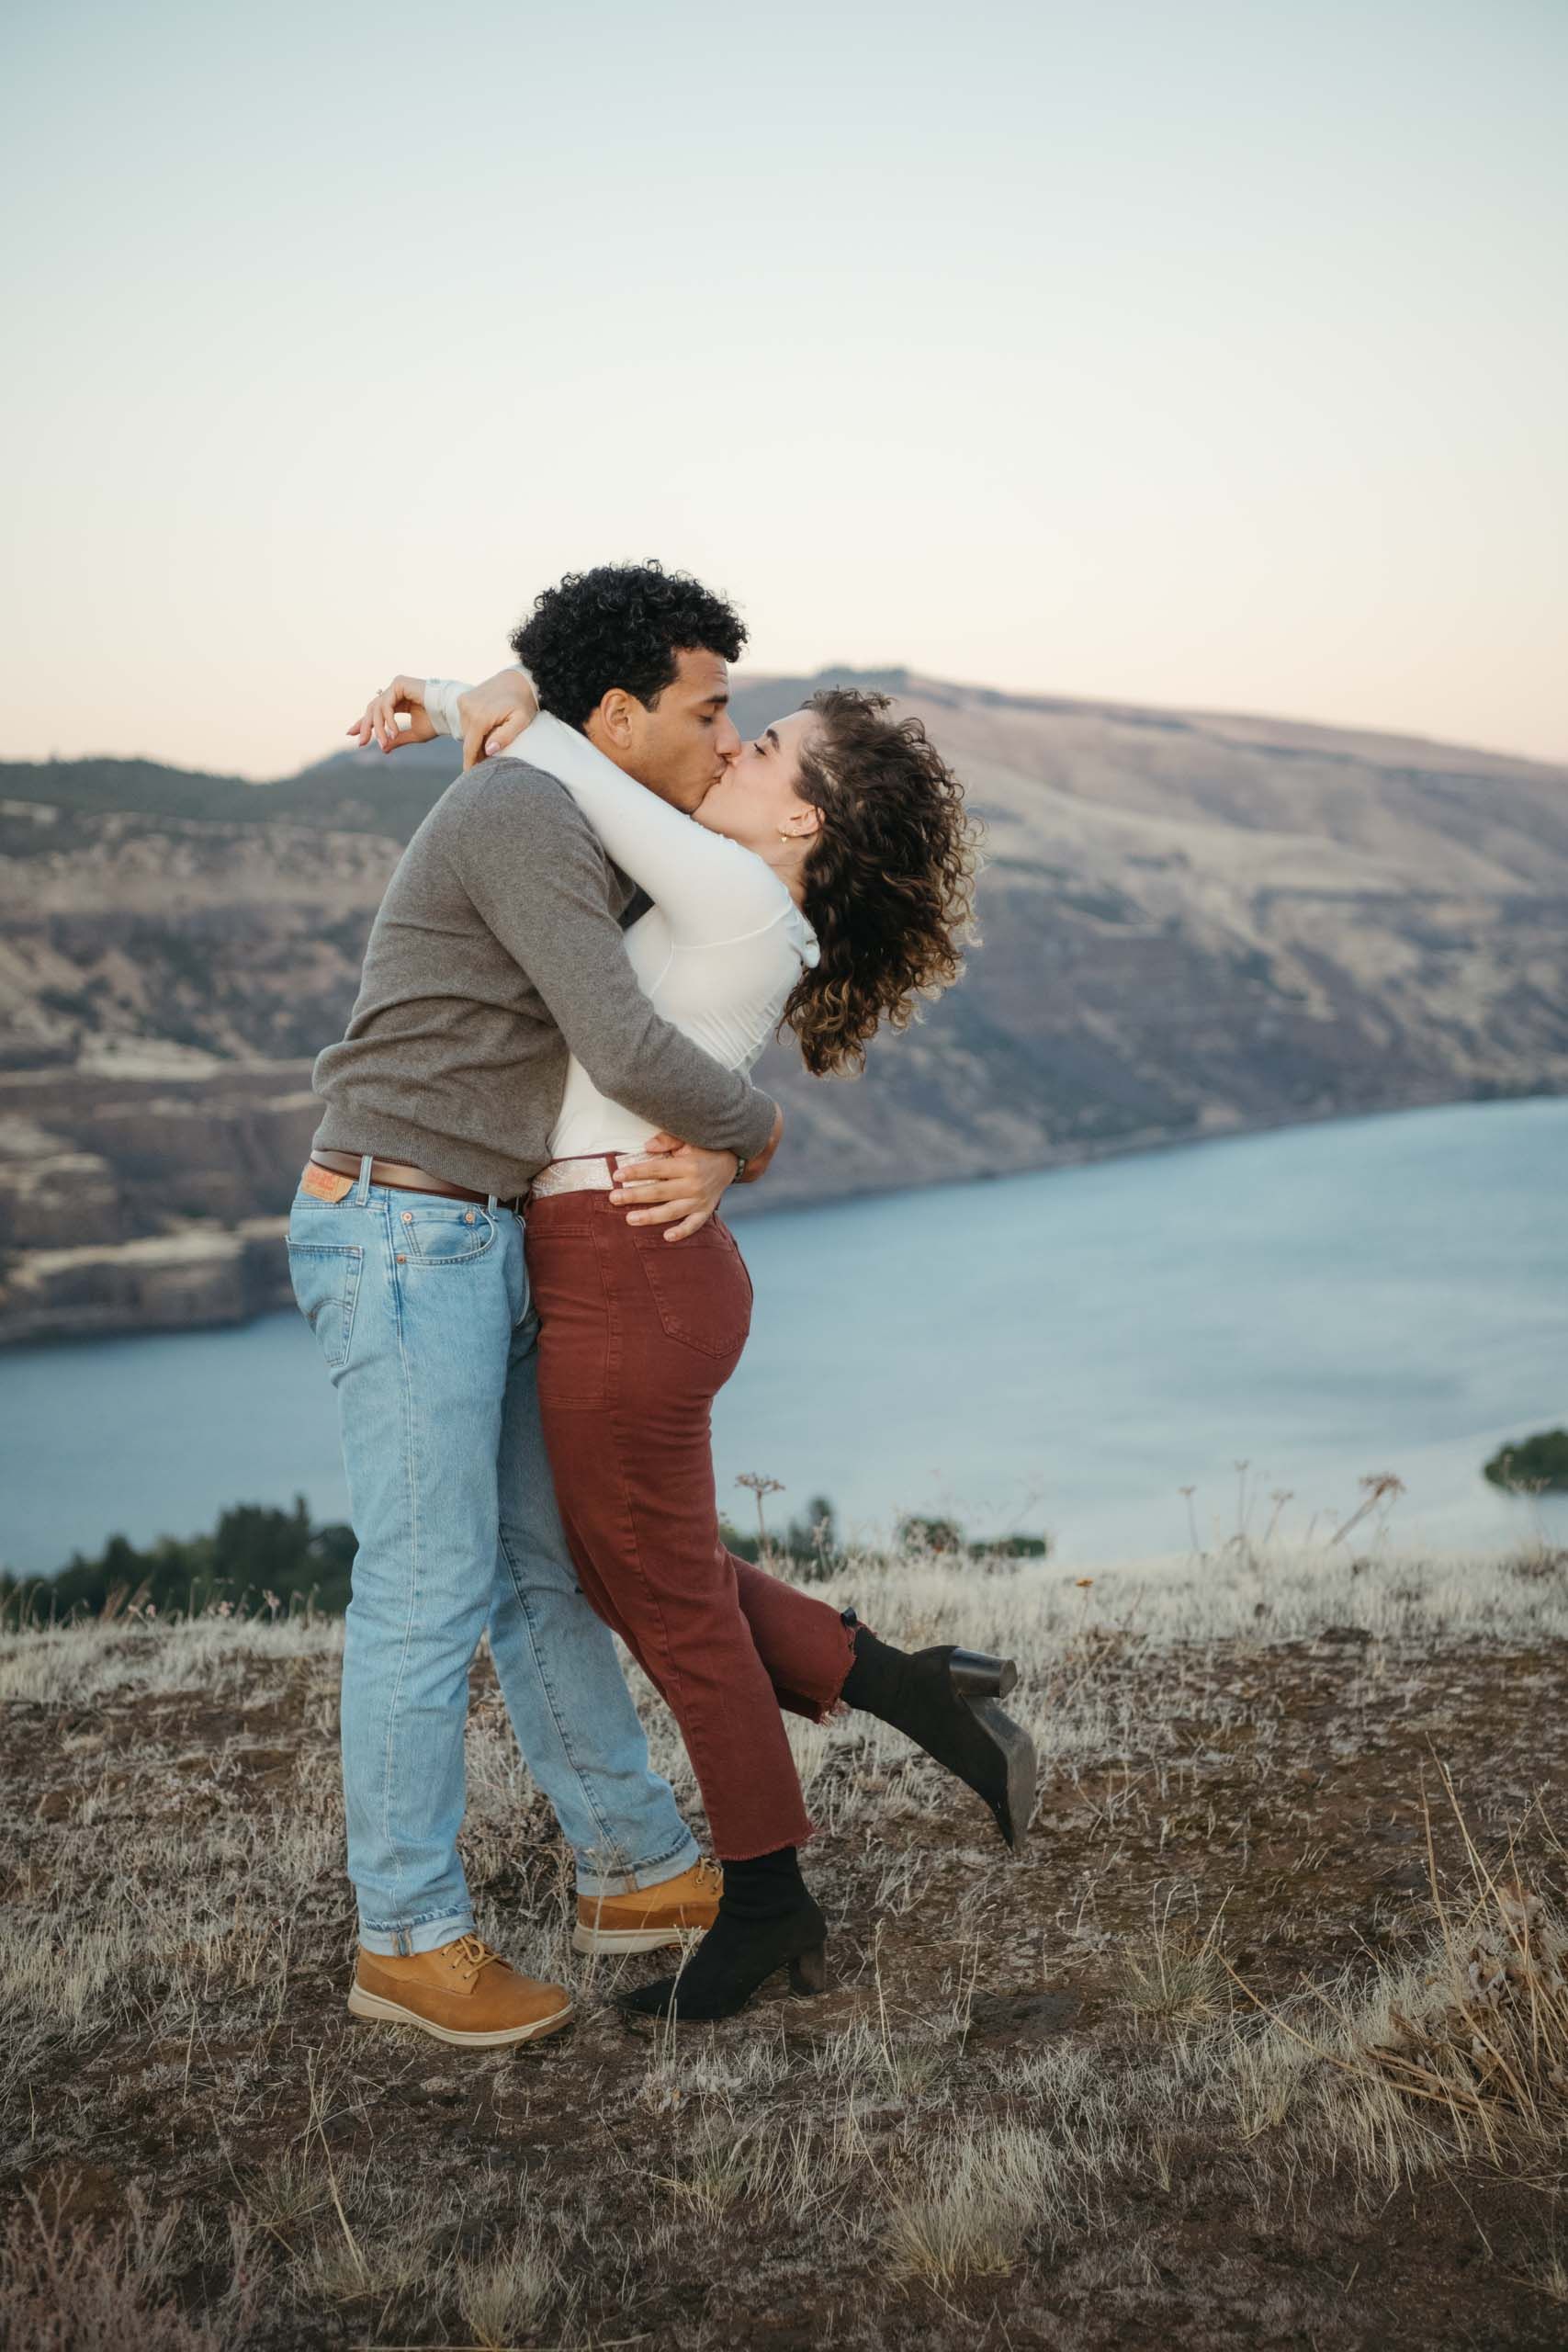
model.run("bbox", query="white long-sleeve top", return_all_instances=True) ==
[424,682,818,1160]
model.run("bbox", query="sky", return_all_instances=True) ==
[3,0,1565,779]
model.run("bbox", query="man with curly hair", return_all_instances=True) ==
[293,564,784,2047]
[342,574,1021,2030]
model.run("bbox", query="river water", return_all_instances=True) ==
[3,1099,1563,1577]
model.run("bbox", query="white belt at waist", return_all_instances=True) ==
[530,1155,620,1200]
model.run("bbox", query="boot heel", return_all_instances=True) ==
[788,1943,829,1996]
[948,1648,1018,1700]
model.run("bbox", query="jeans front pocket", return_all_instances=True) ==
[633,1220,751,1361]
[399,1203,498,1265]
[288,1239,364,1370]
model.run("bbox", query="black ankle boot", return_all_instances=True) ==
[618,1847,827,2021]
[840,1628,1037,1849]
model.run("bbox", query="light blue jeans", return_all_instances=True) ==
[287,1156,698,1956]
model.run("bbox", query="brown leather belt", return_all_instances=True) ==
[309,1150,528,1215]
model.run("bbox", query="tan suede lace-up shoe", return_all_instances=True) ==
[573,1858,723,1955]
[348,1933,572,2048]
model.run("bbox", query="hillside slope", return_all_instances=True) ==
[2,671,1564,1339]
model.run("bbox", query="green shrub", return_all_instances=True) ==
[897,1515,1049,1565]
[1484,1428,1568,1493]
[1,1495,355,1626]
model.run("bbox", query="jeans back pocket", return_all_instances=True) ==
[288,1240,364,1369]
[633,1221,751,1360]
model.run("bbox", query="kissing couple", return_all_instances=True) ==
[289,562,1037,2047]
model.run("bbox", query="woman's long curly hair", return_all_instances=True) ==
[782,687,981,1078]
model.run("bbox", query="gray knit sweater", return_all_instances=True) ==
[311,756,779,1197]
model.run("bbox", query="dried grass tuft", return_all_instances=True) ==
[0,2184,221,2352]
[455,2216,571,2346]
[1360,1772,1568,2158]
[882,2125,1073,2284]
[1111,1893,1228,2027]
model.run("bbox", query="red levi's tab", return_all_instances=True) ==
[300,1163,355,1204]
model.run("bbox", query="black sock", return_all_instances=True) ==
[719,1844,807,1914]
[840,1625,908,1717]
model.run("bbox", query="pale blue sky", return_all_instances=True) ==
[3,0,1564,775]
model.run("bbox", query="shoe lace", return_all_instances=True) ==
[445,1932,504,1983]
[694,1859,723,1897]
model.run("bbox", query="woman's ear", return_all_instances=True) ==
[786,804,824,842]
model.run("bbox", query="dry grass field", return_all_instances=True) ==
[5,1532,1568,2349]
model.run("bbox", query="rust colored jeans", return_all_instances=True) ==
[525,1180,857,1859]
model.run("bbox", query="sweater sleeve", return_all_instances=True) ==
[446,760,778,1159]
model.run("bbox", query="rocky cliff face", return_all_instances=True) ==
[2,673,1564,1340]
[0,1067,314,1339]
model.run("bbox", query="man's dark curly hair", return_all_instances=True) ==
[782,688,982,1078]
[509,562,748,730]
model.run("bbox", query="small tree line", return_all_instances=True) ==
[2,1481,1052,1631]
[721,1478,1047,1584]
[0,1496,354,1630]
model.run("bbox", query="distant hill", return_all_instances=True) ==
[2,670,1565,1341]
[0,739,461,839]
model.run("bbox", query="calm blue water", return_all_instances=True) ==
[3,1100,1563,1576]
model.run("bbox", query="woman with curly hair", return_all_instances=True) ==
[353,572,1034,2020]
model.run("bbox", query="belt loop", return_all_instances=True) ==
[487,1192,498,1215]
[355,1153,374,1207]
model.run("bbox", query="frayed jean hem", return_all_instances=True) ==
[357,1906,475,1958]
[574,1827,700,1900]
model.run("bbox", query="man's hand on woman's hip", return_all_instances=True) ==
[610,1104,784,1241]
[610,1136,740,1243]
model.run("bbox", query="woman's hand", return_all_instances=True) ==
[347,676,436,754]
[457,668,539,769]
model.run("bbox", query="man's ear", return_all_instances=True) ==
[595,688,638,752]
